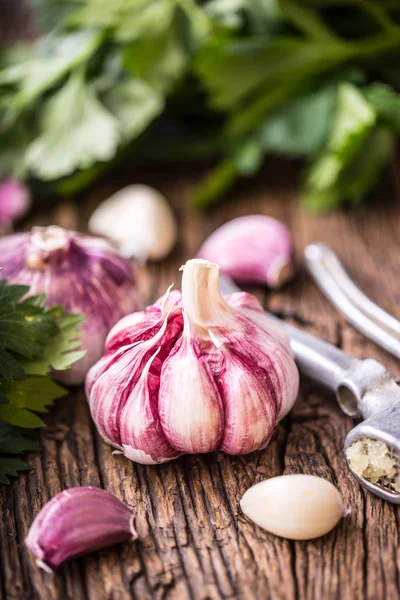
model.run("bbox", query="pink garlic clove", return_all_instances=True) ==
[159,315,224,454]
[0,178,31,228]
[119,349,180,464]
[197,215,295,289]
[87,291,184,456]
[217,350,278,454]
[25,487,137,572]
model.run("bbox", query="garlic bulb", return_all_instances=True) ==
[241,475,346,540]
[0,178,31,228]
[86,259,299,464]
[88,184,177,260]
[25,487,137,572]
[197,215,295,288]
[0,226,139,384]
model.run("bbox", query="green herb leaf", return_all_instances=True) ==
[19,309,86,375]
[0,30,103,119]
[0,278,84,481]
[0,422,39,454]
[0,458,32,484]
[0,349,26,381]
[0,376,67,428]
[258,85,336,157]
[364,83,400,133]
[26,70,120,181]
[104,79,163,141]
[305,124,394,211]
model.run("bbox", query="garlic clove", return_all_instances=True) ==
[158,315,224,454]
[240,474,346,540]
[218,351,277,454]
[225,291,291,352]
[197,215,295,289]
[88,184,177,261]
[87,290,184,458]
[0,178,31,228]
[25,486,137,572]
[119,348,180,464]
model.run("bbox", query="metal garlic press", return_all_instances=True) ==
[220,245,400,504]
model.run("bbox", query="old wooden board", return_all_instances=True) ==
[1,162,400,600]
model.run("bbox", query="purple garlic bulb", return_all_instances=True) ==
[0,178,31,228]
[197,214,295,289]
[25,487,137,572]
[0,226,139,384]
[86,259,299,464]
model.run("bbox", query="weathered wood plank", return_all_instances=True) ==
[1,162,400,599]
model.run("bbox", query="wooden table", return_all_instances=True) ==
[1,161,400,600]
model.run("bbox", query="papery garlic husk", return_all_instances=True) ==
[88,184,177,260]
[25,487,137,572]
[0,226,139,384]
[86,259,299,464]
[240,475,346,540]
[0,178,31,228]
[197,215,295,288]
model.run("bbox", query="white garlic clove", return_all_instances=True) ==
[240,474,346,540]
[88,184,177,261]
[197,214,295,289]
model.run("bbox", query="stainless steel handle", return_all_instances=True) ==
[219,275,361,409]
[304,243,400,359]
[267,315,359,390]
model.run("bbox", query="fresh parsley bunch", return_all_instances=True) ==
[0,279,84,484]
[1,0,400,211]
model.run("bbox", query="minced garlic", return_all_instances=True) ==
[346,438,400,492]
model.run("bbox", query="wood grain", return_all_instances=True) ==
[1,162,400,600]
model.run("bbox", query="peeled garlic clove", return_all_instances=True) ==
[197,215,295,289]
[0,178,31,228]
[88,184,177,260]
[0,226,139,384]
[240,474,346,540]
[25,487,137,572]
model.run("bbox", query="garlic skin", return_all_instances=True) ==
[0,178,31,228]
[25,487,137,572]
[240,475,346,540]
[197,215,295,289]
[0,226,138,384]
[86,259,299,464]
[88,184,177,260]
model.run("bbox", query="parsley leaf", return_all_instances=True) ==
[0,458,32,485]
[364,83,400,133]
[0,279,84,484]
[0,422,39,454]
[304,84,394,210]
[26,70,120,180]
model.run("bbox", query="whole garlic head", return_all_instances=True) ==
[88,184,177,260]
[0,226,139,384]
[86,259,299,464]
